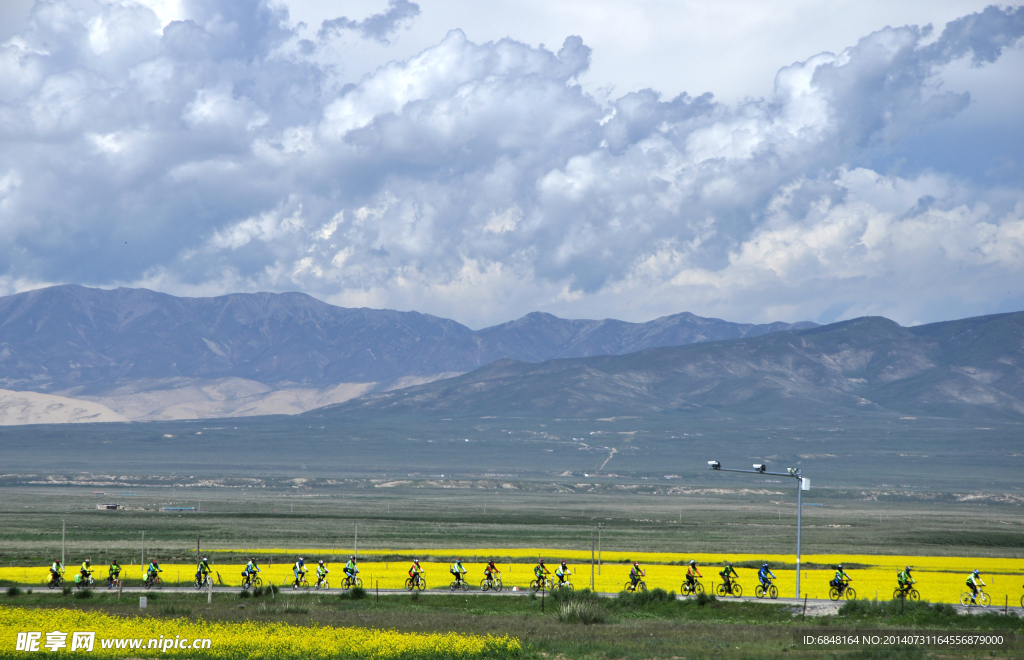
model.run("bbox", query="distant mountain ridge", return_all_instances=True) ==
[315,312,1024,420]
[0,286,814,417]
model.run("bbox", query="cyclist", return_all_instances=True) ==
[408,559,425,585]
[242,557,260,584]
[685,560,702,590]
[831,564,851,591]
[293,557,307,587]
[79,558,93,584]
[344,556,359,584]
[145,560,162,586]
[450,558,467,587]
[629,561,645,590]
[316,560,330,587]
[49,559,64,586]
[758,563,776,590]
[897,566,915,593]
[483,560,500,585]
[107,559,122,587]
[720,562,738,593]
[196,557,212,585]
[556,560,571,586]
[534,559,550,587]
[966,569,986,604]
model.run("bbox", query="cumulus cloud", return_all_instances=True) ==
[318,0,420,45]
[0,0,1023,327]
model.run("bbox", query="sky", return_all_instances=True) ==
[0,0,1022,329]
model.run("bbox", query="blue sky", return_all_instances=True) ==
[1,0,1022,328]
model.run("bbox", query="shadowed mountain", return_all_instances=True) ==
[0,286,813,418]
[312,312,1024,420]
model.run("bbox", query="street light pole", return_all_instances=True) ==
[707,461,806,598]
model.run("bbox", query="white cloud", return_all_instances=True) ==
[0,0,1022,328]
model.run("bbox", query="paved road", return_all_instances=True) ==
[26,584,1019,617]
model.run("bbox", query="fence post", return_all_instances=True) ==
[207,575,212,604]
[802,594,807,621]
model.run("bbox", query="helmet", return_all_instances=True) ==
[905,566,911,571]
[689,560,696,565]
[973,569,979,575]
[154,561,160,566]
[539,559,545,564]
[634,561,639,567]
[728,562,733,566]
[413,559,420,564]
[298,557,303,562]
[112,559,118,564]
[350,556,355,560]
[318,560,324,565]
[203,557,208,561]
[561,561,567,566]
[85,558,91,563]
[762,563,768,569]
[837,564,843,569]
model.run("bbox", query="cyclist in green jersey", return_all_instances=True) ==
[107,560,122,587]
[556,561,571,586]
[719,562,738,592]
[450,558,467,587]
[966,570,985,603]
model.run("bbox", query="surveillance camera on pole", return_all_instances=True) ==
[704,459,808,598]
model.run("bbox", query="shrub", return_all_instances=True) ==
[238,589,251,599]
[338,586,367,601]
[689,592,717,607]
[61,586,72,596]
[615,588,676,607]
[410,591,420,602]
[556,596,606,624]
[6,587,21,597]
[73,588,93,599]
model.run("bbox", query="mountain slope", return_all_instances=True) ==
[0,285,813,393]
[313,313,1024,420]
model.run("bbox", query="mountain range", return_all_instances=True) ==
[315,312,1024,421]
[0,285,814,420]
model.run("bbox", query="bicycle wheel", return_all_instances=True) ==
[532,580,541,592]
[769,584,778,599]
[960,592,972,606]
[450,581,458,591]
[416,577,425,591]
[154,577,162,589]
[909,589,920,602]
[680,583,690,595]
[405,577,415,591]
[625,581,634,592]
[694,582,704,595]
[638,581,647,593]
[480,578,490,592]
[716,583,728,597]
[829,587,840,601]
[253,577,262,588]
[731,583,742,597]
[755,585,766,598]
[493,578,502,592]
[978,592,990,607]
[194,578,202,590]
[844,586,855,600]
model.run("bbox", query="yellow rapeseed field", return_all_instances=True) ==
[0,605,521,659]
[5,552,1021,605]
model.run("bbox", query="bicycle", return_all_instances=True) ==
[194,574,213,590]
[341,574,362,590]
[960,588,990,607]
[293,576,310,589]
[554,579,574,593]
[405,574,426,591]
[680,579,704,596]
[74,574,95,589]
[144,575,163,589]
[314,576,329,590]
[716,580,743,597]
[47,574,64,590]
[893,584,920,601]
[107,575,121,590]
[242,574,262,590]
[828,581,856,601]
[623,579,648,593]
[480,575,503,592]
[755,579,778,599]
[449,577,470,592]
[530,576,553,592]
